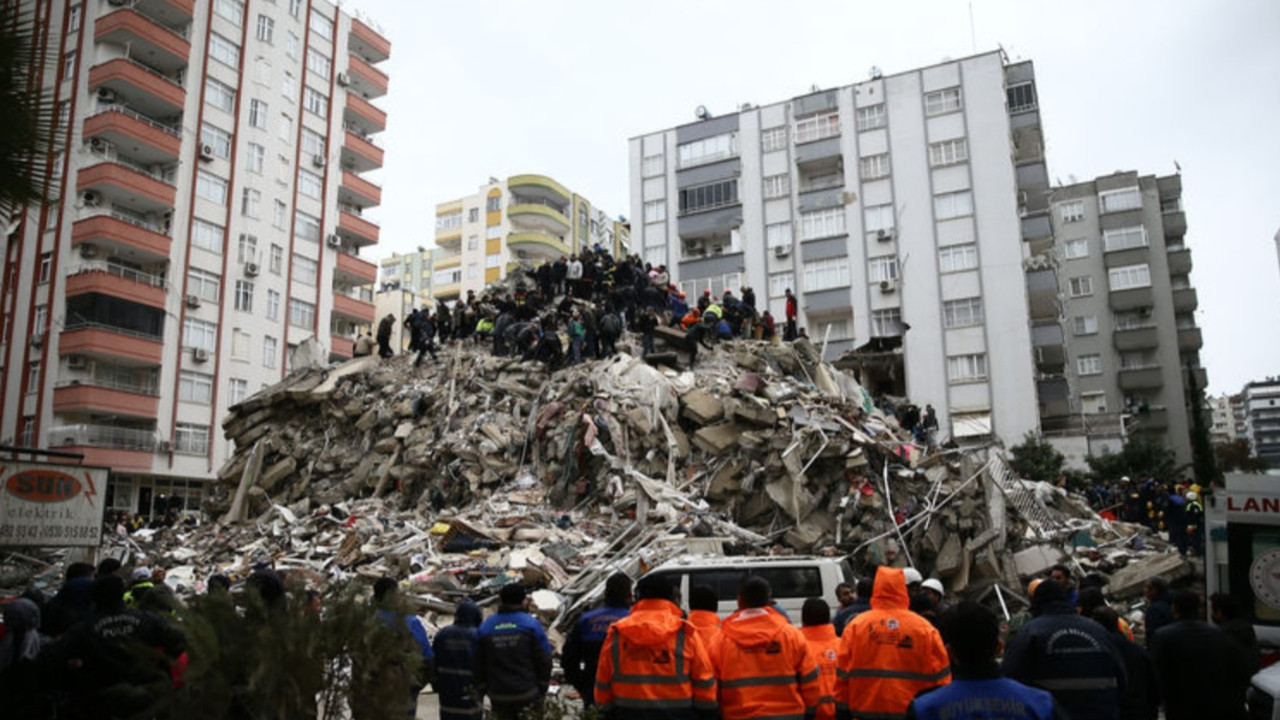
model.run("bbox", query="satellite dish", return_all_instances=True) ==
[695,105,711,120]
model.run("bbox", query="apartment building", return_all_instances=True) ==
[1047,172,1205,465]
[1242,379,1280,468]
[627,51,1045,445]
[432,175,630,303]
[1208,394,1240,446]
[0,0,389,517]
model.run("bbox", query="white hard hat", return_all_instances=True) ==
[1186,491,1198,502]
[921,578,944,595]
[903,567,924,585]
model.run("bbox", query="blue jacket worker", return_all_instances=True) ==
[473,583,553,720]
[373,577,435,717]
[432,599,483,720]
[561,573,632,706]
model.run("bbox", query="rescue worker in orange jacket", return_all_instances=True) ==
[709,577,822,720]
[836,566,951,720]
[594,574,717,720]
[687,585,721,646]
[802,598,841,720]
[680,308,701,329]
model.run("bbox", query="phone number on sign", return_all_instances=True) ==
[0,523,99,540]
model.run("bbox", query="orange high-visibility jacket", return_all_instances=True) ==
[802,624,841,720]
[709,606,821,720]
[594,599,717,720]
[836,567,951,719]
[687,609,721,646]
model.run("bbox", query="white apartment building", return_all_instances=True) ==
[0,0,389,517]
[628,51,1042,445]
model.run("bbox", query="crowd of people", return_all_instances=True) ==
[1084,475,1206,556]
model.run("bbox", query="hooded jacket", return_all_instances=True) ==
[709,605,820,720]
[433,600,483,720]
[836,567,951,720]
[563,603,631,703]
[687,609,721,646]
[802,624,840,720]
[473,604,552,708]
[594,599,716,720]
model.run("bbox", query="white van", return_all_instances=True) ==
[642,555,856,624]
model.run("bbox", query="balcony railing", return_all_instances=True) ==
[47,424,156,451]
[90,104,181,137]
[86,147,177,184]
[120,55,184,88]
[67,261,167,289]
[63,320,163,342]
[342,122,382,147]
[56,374,159,396]
[509,197,567,214]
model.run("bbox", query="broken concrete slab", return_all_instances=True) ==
[1106,552,1193,599]
[1012,544,1066,578]
[680,388,724,424]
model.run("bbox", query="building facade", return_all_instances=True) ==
[627,51,1045,446]
[0,0,389,516]
[1047,172,1205,465]
[1208,394,1241,446]
[431,175,630,303]
[1242,379,1280,468]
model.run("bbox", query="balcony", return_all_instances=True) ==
[337,209,379,246]
[433,282,461,300]
[435,229,462,248]
[346,54,387,99]
[1167,247,1192,275]
[60,323,163,365]
[509,174,572,204]
[1103,245,1149,269]
[1178,327,1204,351]
[46,425,156,472]
[1172,287,1198,313]
[84,108,181,164]
[345,95,386,136]
[508,201,571,234]
[1109,286,1154,312]
[95,9,190,75]
[72,213,170,262]
[1163,210,1186,238]
[341,130,383,173]
[508,231,571,261]
[1184,366,1209,391]
[435,254,461,270]
[88,58,185,117]
[1130,406,1170,433]
[349,17,390,63]
[330,334,355,360]
[65,262,167,310]
[77,159,176,214]
[54,381,159,419]
[1114,325,1159,351]
[339,170,381,208]
[332,292,375,324]
[1118,365,1165,392]
[794,136,842,166]
[334,251,377,284]
[134,0,194,23]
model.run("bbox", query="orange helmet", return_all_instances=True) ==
[1028,578,1043,597]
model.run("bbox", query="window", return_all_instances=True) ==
[209,33,240,67]
[305,48,330,80]
[295,211,320,241]
[263,336,278,368]
[26,361,40,393]
[266,289,280,320]
[869,256,899,282]
[943,297,984,328]
[229,378,248,405]
[678,179,738,214]
[802,257,850,292]
[947,354,988,383]
[273,201,287,229]
[303,87,327,118]
[196,171,228,204]
[768,272,793,298]
[179,371,214,404]
[1063,238,1089,259]
[1114,312,1146,331]
[280,72,296,100]
[1059,201,1085,223]
[192,219,223,253]
[241,188,261,218]
[794,112,839,143]
[761,127,787,152]
[856,204,897,239]
[214,0,244,25]
[467,235,478,251]
[246,143,265,174]
[237,233,258,263]
[285,31,299,59]
[288,297,314,328]
[292,254,317,285]
[61,51,75,79]
[234,280,254,311]
[856,104,886,131]
[1068,276,1093,297]
[643,200,666,223]
[268,244,283,274]
[248,99,268,128]
[676,272,742,302]
[677,133,737,168]
[486,195,502,212]
[759,174,790,199]
[860,154,890,180]
[938,244,977,272]
[1007,82,1036,112]
[467,263,478,280]
[925,87,962,115]
[1099,187,1141,214]
[309,12,333,40]
[301,128,325,157]
[642,154,664,177]
[1073,315,1098,335]
[1081,393,1107,414]
[1108,263,1151,291]
[256,14,274,42]
[38,252,51,283]
[68,5,80,31]
[289,0,301,18]
[766,223,793,250]
[929,139,968,167]
[174,424,211,455]
[872,308,903,337]
[200,123,232,159]
[467,208,479,223]
[1102,226,1147,252]
[800,208,845,240]
[1077,354,1103,376]
[298,169,323,199]
[437,211,462,231]
[486,254,502,269]
[182,317,217,350]
[434,268,462,285]
[934,190,974,220]
[206,78,235,112]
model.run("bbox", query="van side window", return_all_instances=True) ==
[753,567,823,599]
[688,569,747,601]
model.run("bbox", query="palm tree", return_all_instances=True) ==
[0,2,60,226]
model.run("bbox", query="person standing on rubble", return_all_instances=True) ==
[377,314,396,358]
[566,254,584,297]
[473,583,552,720]
[413,311,438,367]
[563,574,633,708]
[433,598,484,720]
[784,289,798,341]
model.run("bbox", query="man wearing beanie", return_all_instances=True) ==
[473,583,552,720]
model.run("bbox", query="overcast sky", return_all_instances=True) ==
[346,0,1280,396]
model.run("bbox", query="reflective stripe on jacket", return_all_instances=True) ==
[837,566,951,720]
[709,606,821,720]
[594,599,717,720]
[802,624,840,720]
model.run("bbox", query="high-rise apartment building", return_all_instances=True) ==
[0,0,389,515]
[1208,394,1240,446]
[628,51,1046,446]
[1047,172,1205,465]
[1242,379,1280,468]
[431,175,629,303]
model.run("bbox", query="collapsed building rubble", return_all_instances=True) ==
[3,337,1191,632]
